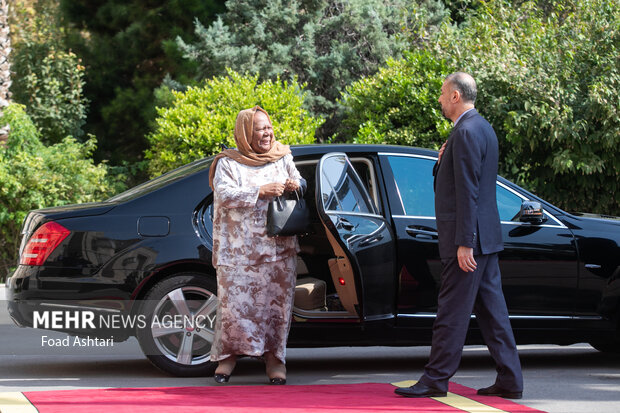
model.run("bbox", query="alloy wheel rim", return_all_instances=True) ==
[150,286,218,366]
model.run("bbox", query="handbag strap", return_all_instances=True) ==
[275,196,284,211]
[274,188,301,211]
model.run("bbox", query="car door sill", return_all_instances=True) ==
[396,313,599,321]
[293,307,359,319]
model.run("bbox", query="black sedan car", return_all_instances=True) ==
[7,144,620,376]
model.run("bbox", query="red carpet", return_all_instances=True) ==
[23,382,545,413]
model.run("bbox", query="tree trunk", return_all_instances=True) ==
[0,0,10,145]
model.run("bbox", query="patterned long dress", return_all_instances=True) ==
[210,153,302,364]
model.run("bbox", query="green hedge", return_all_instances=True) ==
[426,0,619,215]
[340,0,619,215]
[145,70,324,177]
[0,104,124,279]
[341,51,452,149]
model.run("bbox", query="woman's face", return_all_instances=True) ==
[251,111,274,154]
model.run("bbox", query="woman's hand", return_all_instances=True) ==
[259,182,285,198]
[284,179,299,192]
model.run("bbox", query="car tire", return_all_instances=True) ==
[136,272,219,376]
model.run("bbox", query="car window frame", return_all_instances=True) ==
[379,152,567,229]
[317,153,378,216]
[296,157,381,214]
[496,181,567,228]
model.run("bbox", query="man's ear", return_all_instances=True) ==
[451,90,460,103]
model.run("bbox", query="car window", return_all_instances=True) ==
[351,160,378,209]
[108,157,214,202]
[496,184,523,222]
[387,155,531,223]
[386,155,436,217]
[320,155,375,214]
[296,158,379,212]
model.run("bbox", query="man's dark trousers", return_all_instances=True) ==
[418,253,523,393]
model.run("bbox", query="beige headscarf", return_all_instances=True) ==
[208,106,291,189]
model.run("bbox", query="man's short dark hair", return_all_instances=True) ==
[446,72,477,104]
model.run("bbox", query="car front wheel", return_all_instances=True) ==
[136,273,219,376]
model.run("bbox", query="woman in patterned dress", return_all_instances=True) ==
[208,106,304,385]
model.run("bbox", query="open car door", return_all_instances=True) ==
[316,153,396,321]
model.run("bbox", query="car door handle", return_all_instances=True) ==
[359,234,384,247]
[406,227,438,240]
[336,217,355,231]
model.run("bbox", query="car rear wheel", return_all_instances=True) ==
[136,273,218,376]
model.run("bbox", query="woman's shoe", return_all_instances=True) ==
[213,355,236,384]
[214,373,230,383]
[264,352,286,385]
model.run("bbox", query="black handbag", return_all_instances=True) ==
[266,189,310,237]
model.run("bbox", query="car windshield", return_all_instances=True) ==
[107,157,214,202]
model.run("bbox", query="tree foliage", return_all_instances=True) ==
[177,0,449,139]
[0,104,125,278]
[146,70,323,177]
[10,0,87,144]
[427,0,619,215]
[340,0,618,215]
[0,0,11,145]
[341,51,452,149]
[59,0,226,162]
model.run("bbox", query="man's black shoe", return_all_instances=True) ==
[394,382,447,398]
[477,384,522,399]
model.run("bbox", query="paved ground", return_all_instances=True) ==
[2,285,619,412]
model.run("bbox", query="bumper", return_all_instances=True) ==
[6,267,133,341]
[6,270,32,327]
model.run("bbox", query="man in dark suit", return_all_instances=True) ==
[395,72,523,399]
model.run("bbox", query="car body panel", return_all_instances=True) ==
[6,144,620,355]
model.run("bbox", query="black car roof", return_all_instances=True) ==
[291,144,438,158]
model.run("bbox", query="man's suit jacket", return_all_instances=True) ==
[433,109,503,259]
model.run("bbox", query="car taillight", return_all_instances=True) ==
[20,222,70,266]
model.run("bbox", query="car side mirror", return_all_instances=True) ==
[518,200,546,224]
